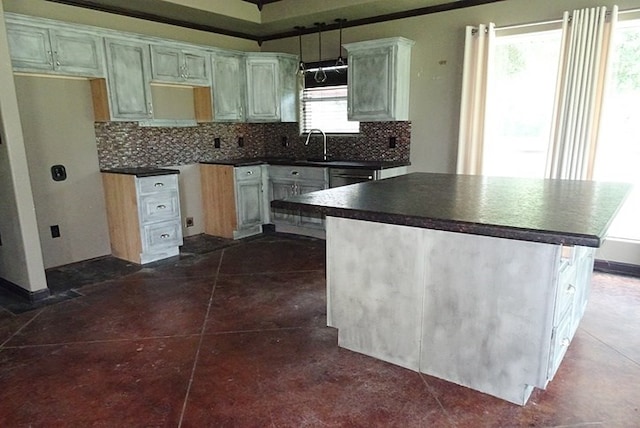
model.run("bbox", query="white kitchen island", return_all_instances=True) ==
[271,173,631,405]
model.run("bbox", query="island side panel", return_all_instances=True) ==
[420,229,560,405]
[326,217,427,371]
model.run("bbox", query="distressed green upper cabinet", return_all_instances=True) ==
[245,55,280,122]
[278,55,299,123]
[344,37,414,121]
[150,44,210,85]
[242,54,298,123]
[6,16,104,77]
[211,52,246,122]
[104,38,153,120]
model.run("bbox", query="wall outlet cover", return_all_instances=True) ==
[389,136,397,148]
[50,225,60,238]
[186,217,194,227]
[214,137,221,148]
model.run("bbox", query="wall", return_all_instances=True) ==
[0,1,47,293]
[261,0,640,174]
[14,76,111,269]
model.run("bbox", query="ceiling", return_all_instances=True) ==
[44,0,505,43]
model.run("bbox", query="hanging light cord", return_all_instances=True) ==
[294,26,305,74]
[314,22,327,83]
[335,18,346,70]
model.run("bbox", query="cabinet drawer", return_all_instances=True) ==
[142,220,182,251]
[553,260,577,325]
[139,191,180,224]
[548,310,573,380]
[137,174,178,194]
[235,165,262,181]
[268,166,326,181]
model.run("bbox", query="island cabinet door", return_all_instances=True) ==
[297,180,326,229]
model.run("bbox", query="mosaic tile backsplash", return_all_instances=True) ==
[95,121,411,169]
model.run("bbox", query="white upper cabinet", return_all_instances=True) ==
[104,38,153,120]
[150,44,210,85]
[245,55,280,122]
[211,52,246,122]
[344,37,414,121]
[6,19,104,77]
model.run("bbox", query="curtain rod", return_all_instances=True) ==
[494,6,640,33]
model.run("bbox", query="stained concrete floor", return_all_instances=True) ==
[0,233,639,426]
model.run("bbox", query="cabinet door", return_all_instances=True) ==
[105,38,153,119]
[297,180,326,228]
[6,23,53,71]
[245,57,280,122]
[150,45,183,82]
[236,180,264,230]
[183,50,209,84]
[279,55,299,122]
[348,46,394,121]
[212,53,245,121]
[51,29,103,76]
[269,179,297,225]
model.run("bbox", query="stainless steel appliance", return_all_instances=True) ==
[329,168,378,188]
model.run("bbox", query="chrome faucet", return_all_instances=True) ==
[304,128,328,161]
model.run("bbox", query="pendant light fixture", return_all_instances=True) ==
[294,26,305,75]
[314,22,327,83]
[335,18,347,71]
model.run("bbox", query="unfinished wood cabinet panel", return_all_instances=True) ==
[193,86,212,122]
[90,78,110,122]
[102,173,142,262]
[201,164,237,238]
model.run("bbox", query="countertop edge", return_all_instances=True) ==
[270,199,601,248]
[101,168,181,177]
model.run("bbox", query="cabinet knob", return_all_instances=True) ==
[154,182,164,187]
[156,204,167,209]
[291,171,299,176]
[47,50,53,65]
[54,51,60,66]
[566,285,576,295]
[561,338,571,347]
[160,233,170,239]
[246,170,253,175]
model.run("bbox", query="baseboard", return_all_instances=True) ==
[0,277,50,302]
[594,259,640,277]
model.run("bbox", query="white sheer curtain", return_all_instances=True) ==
[456,23,495,175]
[546,6,619,180]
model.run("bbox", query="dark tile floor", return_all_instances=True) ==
[0,233,639,427]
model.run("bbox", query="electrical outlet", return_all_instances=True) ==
[186,217,194,227]
[50,225,60,238]
[389,136,397,148]
[214,137,221,148]
[281,136,288,147]
[237,136,244,147]
[0,231,3,246]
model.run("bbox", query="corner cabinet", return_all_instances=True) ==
[104,38,154,120]
[150,44,210,85]
[200,164,266,239]
[5,16,105,77]
[102,171,183,264]
[268,166,328,237]
[344,37,414,121]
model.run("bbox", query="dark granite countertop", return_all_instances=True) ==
[100,167,180,177]
[271,172,632,247]
[200,158,410,170]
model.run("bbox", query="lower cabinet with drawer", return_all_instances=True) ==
[268,165,328,238]
[200,163,266,239]
[102,170,183,264]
